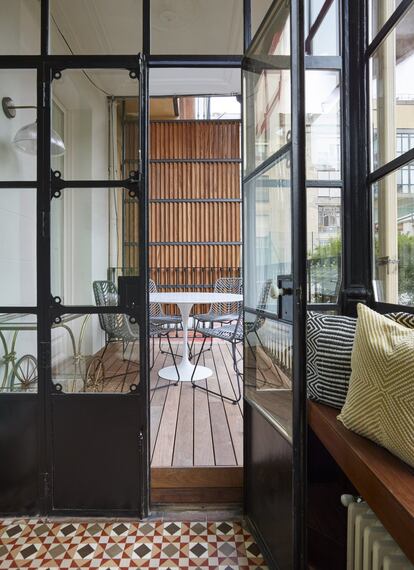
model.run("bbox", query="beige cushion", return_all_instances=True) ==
[338,303,414,468]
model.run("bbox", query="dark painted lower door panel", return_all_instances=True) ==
[51,395,142,513]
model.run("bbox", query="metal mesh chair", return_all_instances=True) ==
[190,277,242,357]
[93,281,180,384]
[191,310,243,404]
[149,279,182,356]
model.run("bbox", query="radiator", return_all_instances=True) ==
[343,497,414,570]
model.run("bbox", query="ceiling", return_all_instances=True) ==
[50,0,247,97]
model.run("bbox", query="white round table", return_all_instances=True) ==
[150,292,243,382]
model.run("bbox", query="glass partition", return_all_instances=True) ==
[0,70,37,181]
[370,3,414,171]
[0,188,36,306]
[51,313,140,394]
[150,0,243,55]
[307,187,342,303]
[51,187,139,306]
[0,0,40,55]
[372,160,414,306]
[243,0,293,438]
[305,0,340,55]
[306,70,341,181]
[243,1,291,175]
[0,313,37,393]
[50,0,143,54]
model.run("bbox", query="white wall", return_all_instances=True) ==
[0,0,111,388]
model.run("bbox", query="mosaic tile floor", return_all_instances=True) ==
[0,519,268,569]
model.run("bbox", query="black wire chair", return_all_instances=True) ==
[93,281,180,390]
[149,278,182,358]
[189,277,242,358]
[190,310,243,405]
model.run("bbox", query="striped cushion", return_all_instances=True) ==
[306,309,414,409]
[307,311,357,409]
[338,304,414,469]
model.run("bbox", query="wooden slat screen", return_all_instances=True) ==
[122,120,241,309]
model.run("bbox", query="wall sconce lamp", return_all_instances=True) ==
[2,96,66,157]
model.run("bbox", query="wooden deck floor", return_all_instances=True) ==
[150,339,243,468]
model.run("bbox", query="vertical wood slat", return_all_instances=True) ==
[123,120,241,312]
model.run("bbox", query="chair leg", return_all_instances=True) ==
[151,332,180,391]
[189,318,199,360]
[191,338,241,405]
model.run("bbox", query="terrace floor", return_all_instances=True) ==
[150,339,243,468]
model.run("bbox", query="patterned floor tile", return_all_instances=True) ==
[0,519,268,569]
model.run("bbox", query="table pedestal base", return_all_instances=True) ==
[158,360,212,382]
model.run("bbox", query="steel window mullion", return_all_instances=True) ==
[0,182,39,188]
[366,0,414,58]
[243,142,292,185]
[306,180,343,188]
[368,147,414,185]
[147,55,243,68]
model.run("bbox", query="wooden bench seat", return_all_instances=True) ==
[308,401,414,564]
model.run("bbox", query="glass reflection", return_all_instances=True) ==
[50,0,143,55]
[0,0,40,55]
[369,0,403,40]
[307,188,342,304]
[244,2,291,174]
[370,3,414,171]
[244,156,291,314]
[305,0,340,55]
[51,313,140,394]
[150,0,243,55]
[244,312,292,439]
[51,188,139,306]
[0,188,36,306]
[0,314,37,393]
[306,70,341,180]
[373,160,414,306]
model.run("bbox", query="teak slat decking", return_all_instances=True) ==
[150,340,243,469]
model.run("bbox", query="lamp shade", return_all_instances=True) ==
[13,122,66,156]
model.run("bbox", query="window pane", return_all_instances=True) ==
[0,188,36,306]
[243,2,291,175]
[370,3,414,171]
[51,313,140,393]
[244,155,291,315]
[372,160,414,306]
[150,0,243,55]
[251,0,273,39]
[0,70,37,181]
[51,187,139,305]
[50,0,142,54]
[307,188,342,303]
[51,69,138,181]
[244,313,293,439]
[306,70,341,180]
[244,151,292,436]
[305,0,340,56]
[0,0,40,55]
[369,0,404,41]
[0,314,37,393]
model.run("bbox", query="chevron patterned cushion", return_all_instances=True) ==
[338,303,414,469]
[307,311,357,408]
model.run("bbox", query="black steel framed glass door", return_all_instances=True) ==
[0,0,149,517]
[242,0,307,568]
[45,57,149,515]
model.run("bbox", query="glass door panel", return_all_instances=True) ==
[243,1,306,568]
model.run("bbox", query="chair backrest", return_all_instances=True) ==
[209,277,243,316]
[250,279,273,332]
[93,280,122,337]
[149,278,164,318]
